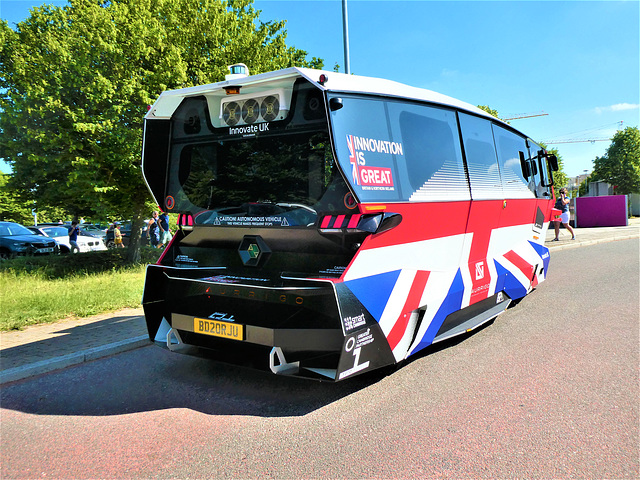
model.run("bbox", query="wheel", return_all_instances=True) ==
[106,240,116,249]
[0,248,13,260]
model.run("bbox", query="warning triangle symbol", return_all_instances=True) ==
[214,217,221,226]
[281,217,290,227]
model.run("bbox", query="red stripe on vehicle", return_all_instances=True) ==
[504,250,535,283]
[387,270,430,351]
[333,215,346,228]
[320,216,332,228]
[347,214,361,228]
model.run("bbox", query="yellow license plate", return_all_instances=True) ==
[194,318,243,341]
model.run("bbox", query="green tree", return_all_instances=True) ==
[591,126,640,195]
[578,175,591,197]
[0,0,321,262]
[477,105,500,119]
[0,173,68,223]
[0,173,32,223]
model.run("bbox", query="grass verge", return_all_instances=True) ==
[0,248,161,331]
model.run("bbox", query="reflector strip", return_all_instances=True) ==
[361,204,387,213]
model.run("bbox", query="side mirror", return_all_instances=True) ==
[329,97,343,111]
[355,212,402,234]
[548,154,559,172]
[519,151,530,179]
[376,212,402,234]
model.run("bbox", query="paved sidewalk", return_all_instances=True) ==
[545,216,640,250]
[1,219,638,385]
[1,308,150,384]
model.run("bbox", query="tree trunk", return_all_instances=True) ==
[126,206,146,264]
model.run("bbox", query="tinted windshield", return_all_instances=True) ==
[0,223,34,236]
[164,80,353,227]
[170,132,349,226]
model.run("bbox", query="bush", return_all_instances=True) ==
[0,247,162,279]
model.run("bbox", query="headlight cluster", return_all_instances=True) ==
[13,242,29,252]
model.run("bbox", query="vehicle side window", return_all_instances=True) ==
[387,102,469,201]
[529,140,551,198]
[492,125,534,199]
[458,113,502,200]
[330,95,470,202]
[329,95,402,202]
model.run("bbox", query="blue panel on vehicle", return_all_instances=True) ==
[411,268,465,354]
[494,259,527,300]
[528,240,550,275]
[344,270,402,321]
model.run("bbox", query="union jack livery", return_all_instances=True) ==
[141,65,559,381]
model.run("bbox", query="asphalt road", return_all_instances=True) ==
[1,239,638,479]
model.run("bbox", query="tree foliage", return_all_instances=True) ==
[592,126,640,195]
[477,105,500,119]
[0,173,32,223]
[0,0,322,261]
[0,173,68,224]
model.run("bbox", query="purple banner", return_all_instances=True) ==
[575,195,628,227]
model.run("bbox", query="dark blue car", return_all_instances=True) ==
[0,221,58,259]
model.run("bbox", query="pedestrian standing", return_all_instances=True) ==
[147,213,160,248]
[158,212,171,248]
[68,221,80,253]
[553,187,575,241]
[113,222,124,248]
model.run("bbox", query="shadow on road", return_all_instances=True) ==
[1,319,495,418]
[0,345,398,417]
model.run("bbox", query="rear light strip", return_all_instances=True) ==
[320,214,362,230]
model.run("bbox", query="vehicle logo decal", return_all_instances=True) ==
[238,235,271,267]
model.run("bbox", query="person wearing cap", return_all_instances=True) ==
[113,222,124,248]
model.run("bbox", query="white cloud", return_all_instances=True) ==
[595,103,640,114]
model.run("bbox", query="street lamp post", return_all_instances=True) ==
[342,0,351,74]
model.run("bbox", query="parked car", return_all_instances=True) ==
[0,221,59,259]
[27,225,107,253]
[105,222,148,248]
[79,223,108,240]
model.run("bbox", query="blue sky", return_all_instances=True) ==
[1,0,638,177]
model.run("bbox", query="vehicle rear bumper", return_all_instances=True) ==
[142,264,395,381]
